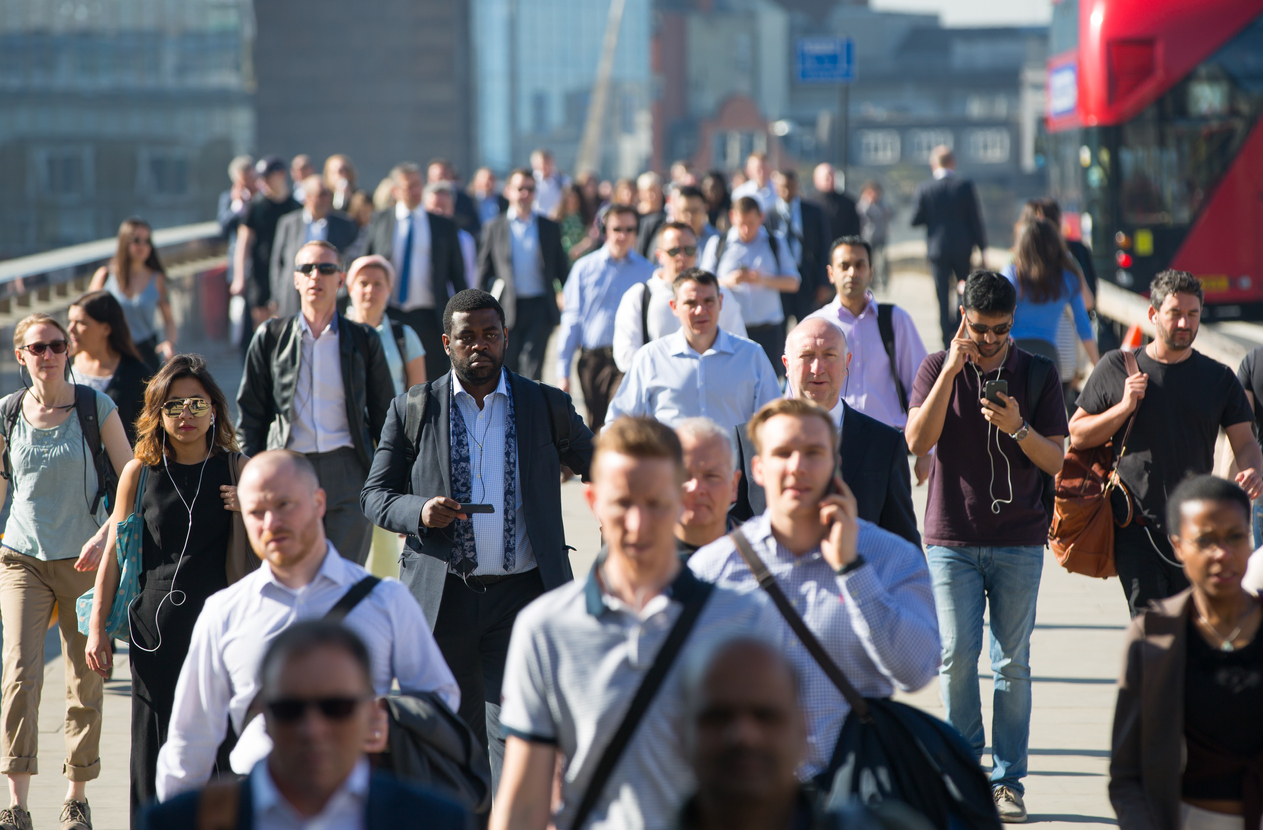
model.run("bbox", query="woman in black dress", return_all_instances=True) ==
[84,355,249,826]
[68,290,152,444]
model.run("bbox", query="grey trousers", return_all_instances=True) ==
[307,447,372,565]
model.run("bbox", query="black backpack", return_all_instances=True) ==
[0,386,118,515]
[876,304,910,415]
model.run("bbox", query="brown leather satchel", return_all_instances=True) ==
[1048,350,1141,579]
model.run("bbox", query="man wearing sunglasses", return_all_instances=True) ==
[612,222,746,373]
[155,451,459,804]
[904,271,1068,823]
[237,240,395,565]
[476,169,569,381]
[147,621,470,828]
[556,203,655,431]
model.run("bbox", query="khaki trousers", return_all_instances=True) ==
[0,548,102,780]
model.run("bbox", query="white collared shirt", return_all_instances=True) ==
[252,757,369,830]
[606,329,781,430]
[450,369,537,576]
[154,544,459,800]
[730,180,776,214]
[507,207,545,298]
[611,271,748,373]
[392,202,435,310]
[287,314,353,454]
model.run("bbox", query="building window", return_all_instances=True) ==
[969,128,1011,163]
[36,148,93,198]
[907,129,953,164]
[966,94,1010,119]
[858,130,900,165]
[531,91,549,135]
[141,150,190,197]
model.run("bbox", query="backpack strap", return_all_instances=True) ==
[389,318,409,364]
[569,576,714,830]
[767,230,783,274]
[74,385,113,514]
[0,391,25,483]
[402,382,432,470]
[876,304,908,415]
[713,233,727,268]
[640,281,653,347]
[1024,352,1053,424]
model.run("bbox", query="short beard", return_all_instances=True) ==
[453,354,503,385]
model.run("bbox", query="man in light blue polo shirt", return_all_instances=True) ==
[607,268,779,431]
[700,196,800,377]
[495,418,776,830]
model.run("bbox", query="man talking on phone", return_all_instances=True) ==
[904,271,1067,823]
[360,289,595,793]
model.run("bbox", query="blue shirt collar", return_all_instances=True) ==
[583,548,708,617]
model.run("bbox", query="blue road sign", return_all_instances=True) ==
[795,37,855,84]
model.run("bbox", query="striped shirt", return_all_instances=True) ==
[500,559,779,830]
[688,513,940,775]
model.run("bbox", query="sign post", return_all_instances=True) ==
[795,36,855,188]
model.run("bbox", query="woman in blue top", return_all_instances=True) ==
[1002,217,1100,372]
[89,218,178,370]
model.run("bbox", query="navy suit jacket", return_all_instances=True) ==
[141,769,473,830]
[362,209,468,311]
[360,372,595,629]
[731,403,921,547]
[910,174,987,263]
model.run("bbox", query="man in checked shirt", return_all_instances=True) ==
[689,397,940,780]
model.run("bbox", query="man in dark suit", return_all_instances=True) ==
[270,175,359,318]
[428,158,482,239]
[477,168,569,381]
[771,169,832,321]
[910,145,988,349]
[360,289,594,792]
[731,317,920,546]
[812,163,861,239]
[362,162,469,379]
[142,621,472,830]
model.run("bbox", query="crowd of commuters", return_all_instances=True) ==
[0,141,1260,830]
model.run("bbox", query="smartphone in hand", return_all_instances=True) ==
[983,379,1008,405]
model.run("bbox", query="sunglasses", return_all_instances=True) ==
[608,226,638,234]
[662,246,697,257]
[161,398,212,418]
[296,262,341,276]
[19,340,68,357]
[265,696,368,723]
[965,319,1014,337]
[130,237,152,246]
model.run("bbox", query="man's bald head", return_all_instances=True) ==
[238,451,328,572]
[783,318,849,410]
[240,450,321,494]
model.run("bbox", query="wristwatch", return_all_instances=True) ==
[1009,420,1030,442]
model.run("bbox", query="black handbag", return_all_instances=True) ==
[728,531,1000,830]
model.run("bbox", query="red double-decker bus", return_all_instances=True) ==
[1045,0,1263,319]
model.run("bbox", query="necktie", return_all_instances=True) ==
[398,213,414,305]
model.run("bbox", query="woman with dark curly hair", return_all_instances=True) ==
[84,355,251,826]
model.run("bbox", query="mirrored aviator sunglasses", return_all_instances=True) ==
[161,398,212,418]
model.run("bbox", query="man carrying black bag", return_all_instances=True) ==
[691,399,996,828]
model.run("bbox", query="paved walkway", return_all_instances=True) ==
[29,269,1129,828]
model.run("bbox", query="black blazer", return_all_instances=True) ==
[269,210,360,318]
[910,174,987,263]
[452,190,483,239]
[731,403,921,547]
[636,210,667,258]
[362,209,468,310]
[477,213,569,329]
[102,353,151,445]
[140,767,474,830]
[774,198,832,320]
[817,191,861,241]
[236,314,394,471]
[360,372,595,629]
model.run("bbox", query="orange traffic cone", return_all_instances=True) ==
[1122,324,1144,349]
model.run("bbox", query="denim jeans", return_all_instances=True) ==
[1253,498,1263,550]
[926,545,1044,793]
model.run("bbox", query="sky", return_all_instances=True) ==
[870,0,1052,27]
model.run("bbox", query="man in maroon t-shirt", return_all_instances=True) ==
[905,270,1067,823]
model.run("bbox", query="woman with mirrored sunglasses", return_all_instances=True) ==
[0,314,133,830]
[84,355,249,827]
[88,218,178,369]
[69,290,152,445]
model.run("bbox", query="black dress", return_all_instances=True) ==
[128,453,232,826]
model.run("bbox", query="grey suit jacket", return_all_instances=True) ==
[269,210,359,318]
[362,209,468,311]
[360,372,595,629]
[476,213,568,330]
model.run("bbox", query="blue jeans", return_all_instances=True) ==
[1253,498,1263,550]
[926,545,1044,793]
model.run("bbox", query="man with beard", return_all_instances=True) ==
[905,271,1069,822]
[360,289,594,791]
[1071,269,1263,617]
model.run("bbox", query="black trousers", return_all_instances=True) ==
[505,296,553,382]
[432,569,546,795]
[930,255,974,350]
[389,306,450,380]
[1114,519,1189,618]
[745,322,788,378]
[576,347,622,432]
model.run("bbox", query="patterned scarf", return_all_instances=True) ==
[449,374,518,575]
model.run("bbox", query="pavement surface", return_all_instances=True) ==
[26,268,1130,828]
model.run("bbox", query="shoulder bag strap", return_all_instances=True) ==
[727,530,871,722]
[1114,349,1142,462]
[324,576,381,623]
[640,281,652,346]
[876,304,908,414]
[569,579,715,830]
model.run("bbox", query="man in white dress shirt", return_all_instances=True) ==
[608,268,779,430]
[729,151,776,215]
[613,222,746,373]
[154,451,458,802]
